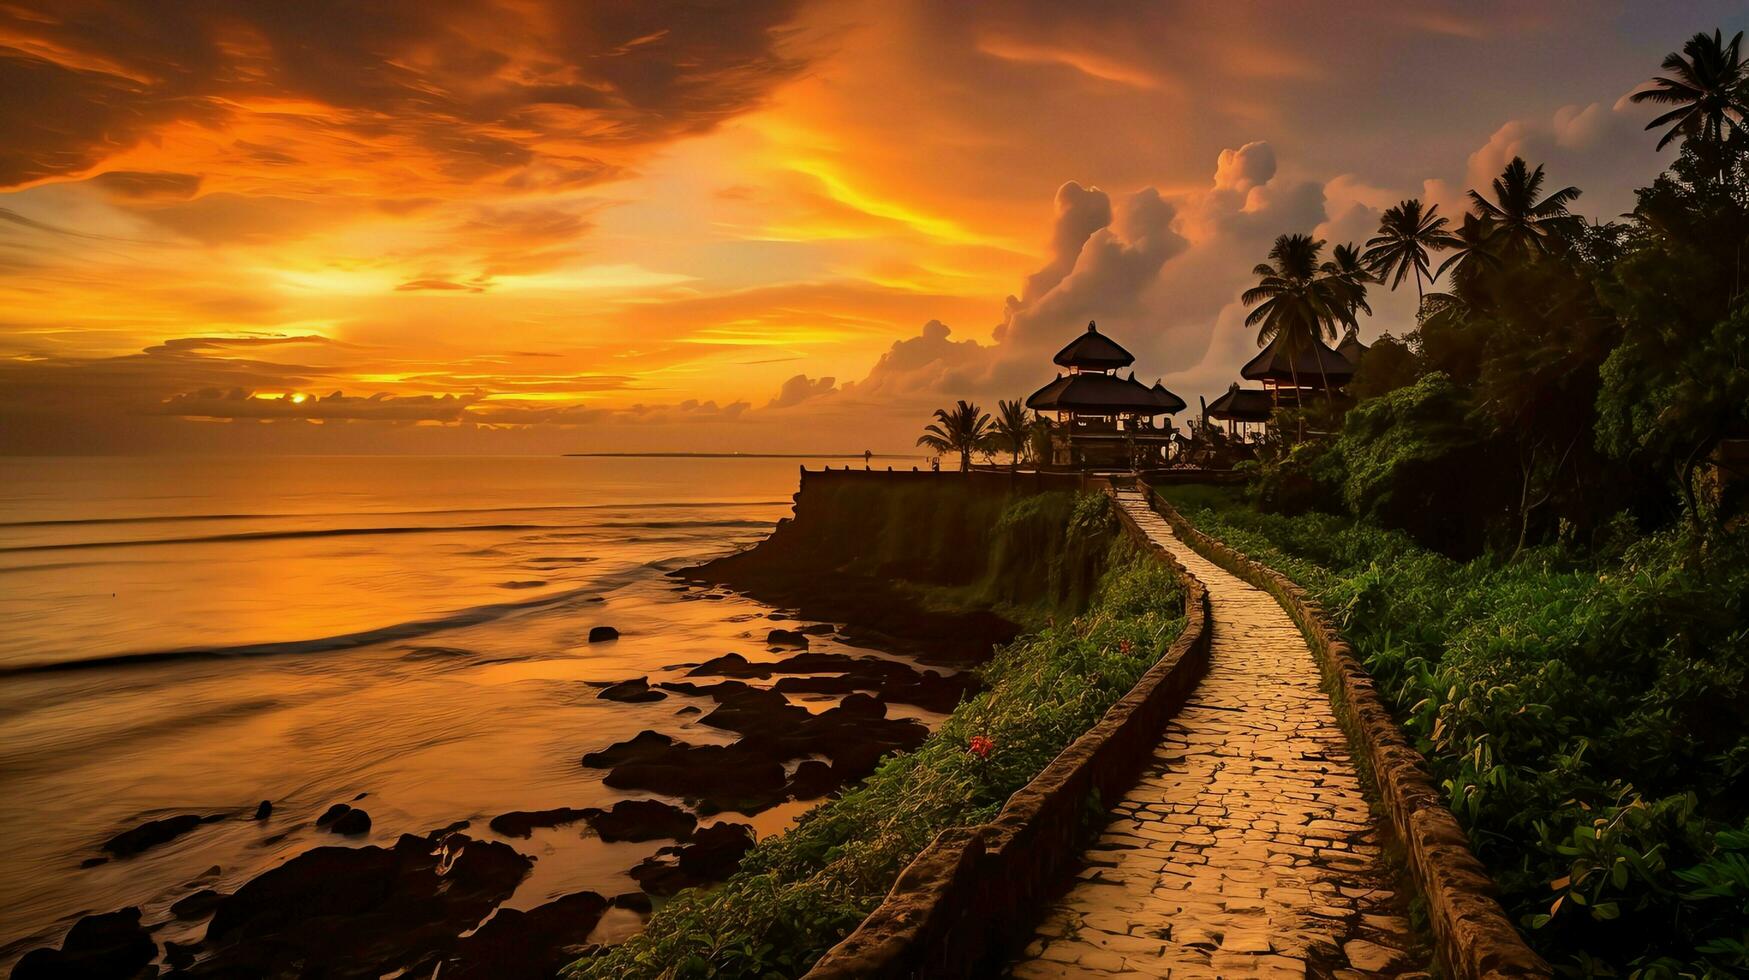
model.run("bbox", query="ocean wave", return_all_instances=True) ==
[0,499,788,530]
[0,581,619,677]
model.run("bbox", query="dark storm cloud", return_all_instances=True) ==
[0,0,808,187]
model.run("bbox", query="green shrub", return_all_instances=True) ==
[569,498,1187,979]
[1160,489,1749,976]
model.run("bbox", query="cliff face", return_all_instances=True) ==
[689,471,1114,665]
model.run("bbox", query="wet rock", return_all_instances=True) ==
[253,800,272,821]
[489,807,590,839]
[442,891,610,980]
[611,891,653,914]
[197,834,530,977]
[582,731,787,814]
[101,813,219,858]
[424,819,470,840]
[11,907,155,980]
[689,650,979,713]
[587,626,619,643]
[165,940,199,971]
[787,760,837,801]
[594,678,666,703]
[765,628,808,648]
[583,800,696,843]
[629,823,755,897]
[171,888,227,921]
[317,803,370,835]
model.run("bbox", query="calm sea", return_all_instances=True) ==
[0,455,914,967]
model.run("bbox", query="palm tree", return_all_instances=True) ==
[992,399,1031,469]
[1241,234,1354,409]
[1362,199,1460,306]
[1466,157,1582,257]
[916,400,991,472]
[1631,29,1749,158]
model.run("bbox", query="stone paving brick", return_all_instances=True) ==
[1007,490,1420,979]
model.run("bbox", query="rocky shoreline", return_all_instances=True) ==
[12,568,1002,979]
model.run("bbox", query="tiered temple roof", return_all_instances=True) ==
[1052,321,1135,372]
[1026,371,1183,416]
[1239,334,1356,387]
[1206,383,1274,423]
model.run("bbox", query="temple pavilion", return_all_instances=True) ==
[1237,333,1356,406]
[1025,322,1185,469]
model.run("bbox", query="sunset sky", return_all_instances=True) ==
[1,0,1741,454]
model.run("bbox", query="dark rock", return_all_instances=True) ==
[425,819,470,840]
[587,626,619,643]
[628,823,755,897]
[765,628,808,648]
[595,678,666,703]
[165,940,199,971]
[787,760,837,800]
[78,857,108,869]
[197,833,530,977]
[797,623,836,636]
[582,731,788,814]
[11,907,155,980]
[442,891,609,980]
[329,808,371,836]
[489,807,590,839]
[101,813,217,857]
[583,800,696,843]
[689,650,979,713]
[315,803,370,835]
[253,800,272,821]
[611,891,653,914]
[171,888,227,921]
[675,705,701,716]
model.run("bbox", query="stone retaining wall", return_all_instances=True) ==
[1145,489,1551,980]
[804,494,1213,979]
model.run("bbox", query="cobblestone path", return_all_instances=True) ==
[1009,489,1422,979]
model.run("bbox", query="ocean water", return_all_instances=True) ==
[0,455,923,968]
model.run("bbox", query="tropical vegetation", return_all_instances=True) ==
[1182,27,1749,976]
[570,493,1187,978]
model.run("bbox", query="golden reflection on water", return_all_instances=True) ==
[0,455,927,968]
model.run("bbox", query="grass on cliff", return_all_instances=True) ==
[568,493,1187,979]
[1159,486,1749,977]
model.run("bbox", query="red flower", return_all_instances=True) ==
[1119,639,1134,655]
[968,735,995,760]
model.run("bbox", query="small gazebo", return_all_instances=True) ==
[1025,322,1185,468]
[1239,334,1355,405]
[1205,383,1274,440]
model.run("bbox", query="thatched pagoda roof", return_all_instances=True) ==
[1239,334,1355,386]
[1337,331,1370,366]
[1052,321,1135,371]
[1026,370,1180,416]
[1206,383,1275,423]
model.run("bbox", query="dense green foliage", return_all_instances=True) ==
[571,494,1187,979]
[1163,488,1749,976]
[786,481,1112,622]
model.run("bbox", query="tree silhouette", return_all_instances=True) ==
[916,400,992,472]
[1242,234,1358,409]
[1632,29,1749,158]
[1466,157,1582,257]
[992,399,1031,469]
[1362,199,1460,308]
